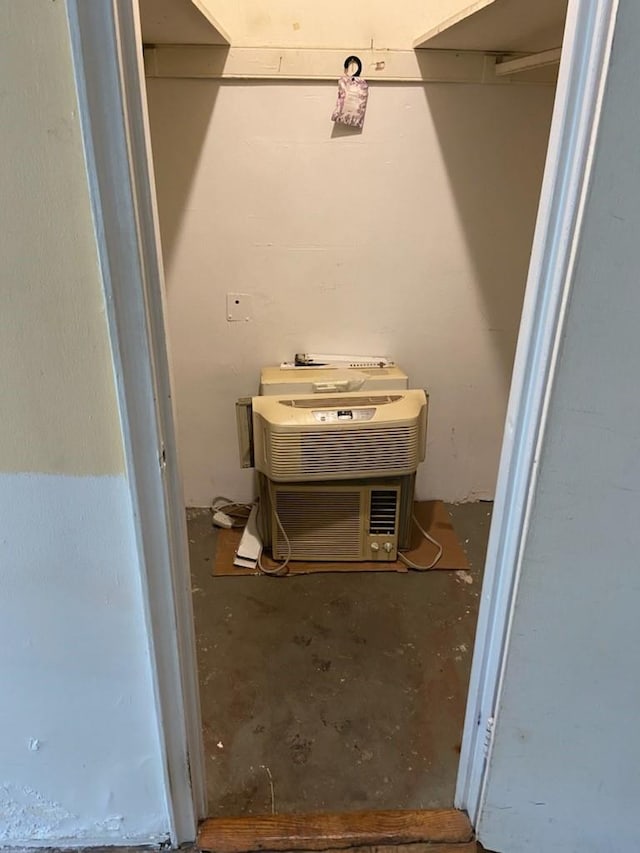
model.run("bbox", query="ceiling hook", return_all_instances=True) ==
[343,55,363,77]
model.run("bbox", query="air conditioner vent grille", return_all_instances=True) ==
[274,489,362,560]
[369,490,398,535]
[268,424,419,479]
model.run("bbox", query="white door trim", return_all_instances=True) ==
[66,0,206,844]
[455,0,619,823]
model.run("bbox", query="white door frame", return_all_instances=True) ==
[67,0,206,844]
[455,0,619,823]
[66,0,618,844]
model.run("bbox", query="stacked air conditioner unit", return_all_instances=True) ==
[237,362,428,563]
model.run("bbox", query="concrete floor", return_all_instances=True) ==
[187,502,492,817]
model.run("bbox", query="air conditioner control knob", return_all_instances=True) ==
[383,542,393,553]
[371,542,380,552]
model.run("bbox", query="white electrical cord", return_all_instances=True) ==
[211,496,253,528]
[398,513,443,571]
[211,490,290,575]
[256,481,291,577]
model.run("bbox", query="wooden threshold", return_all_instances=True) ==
[198,846,477,853]
[198,809,474,853]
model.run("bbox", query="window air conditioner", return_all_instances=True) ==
[235,384,429,565]
[251,389,428,482]
[259,364,408,396]
[257,474,416,562]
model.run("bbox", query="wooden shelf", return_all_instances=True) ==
[414,0,568,53]
[139,0,230,46]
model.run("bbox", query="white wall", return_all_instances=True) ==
[0,1,169,844]
[478,2,640,850]
[147,79,555,506]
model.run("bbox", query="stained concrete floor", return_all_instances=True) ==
[187,502,492,817]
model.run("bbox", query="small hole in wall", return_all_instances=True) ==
[235,300,240,304]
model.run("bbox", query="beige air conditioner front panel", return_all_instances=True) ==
[268,481,401,561]
[253,389,427,481]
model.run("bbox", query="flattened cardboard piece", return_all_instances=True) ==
[212,500,470,577]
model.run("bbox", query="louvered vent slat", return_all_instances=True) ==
[268,425,419,479]
[369,490,398,535]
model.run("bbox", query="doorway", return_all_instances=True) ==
[67,0,615,845]
[140,5,558,825]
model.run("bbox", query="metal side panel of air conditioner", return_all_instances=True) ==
[397,472,416,550]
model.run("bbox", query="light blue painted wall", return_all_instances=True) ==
[0,474,168,846]
[479,3,640,850]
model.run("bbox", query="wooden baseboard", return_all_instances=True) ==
[198,809,474,853]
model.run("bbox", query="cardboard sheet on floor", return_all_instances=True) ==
[212,500,470,576]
